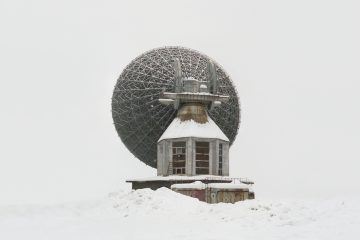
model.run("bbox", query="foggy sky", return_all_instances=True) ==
[1,0,359,204]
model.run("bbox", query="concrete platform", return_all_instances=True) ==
[126,175,253,190]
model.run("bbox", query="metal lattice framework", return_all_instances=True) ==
[112,46,240,168]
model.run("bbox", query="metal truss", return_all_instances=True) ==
[112,46,240,168]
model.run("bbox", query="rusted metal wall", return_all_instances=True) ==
[207,189,251,203]
[173,188,254,204]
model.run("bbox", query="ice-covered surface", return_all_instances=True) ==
[1,188,360,240]
[126,174,236,182]
[207,182,250,189]
[171,181,206,190]
[158,117,229,142]
[171,181,250,190]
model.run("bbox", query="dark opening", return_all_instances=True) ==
[172,142,186,175]
[196,141,209,175]
[218,143,223,175]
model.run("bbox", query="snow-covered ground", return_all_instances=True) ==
[1,188,359,240]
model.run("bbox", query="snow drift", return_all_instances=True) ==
[1,188,359,240]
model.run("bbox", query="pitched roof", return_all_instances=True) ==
[158,116,229,142]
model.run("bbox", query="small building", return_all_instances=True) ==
[157,105,230,176]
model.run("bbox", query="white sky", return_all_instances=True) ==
[0,0,359,205]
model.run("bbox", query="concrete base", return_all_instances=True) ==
[126,175,233,190]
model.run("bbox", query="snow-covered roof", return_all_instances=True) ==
[207,183,250,190]
[171,181,206,190]
[126,175,233,182]
[127,175,255,186]
[158,116,229,142]
[171,181,250,190]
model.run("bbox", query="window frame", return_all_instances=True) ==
[172,141,186,175]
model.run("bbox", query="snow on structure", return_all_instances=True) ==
[127,175,242,182]
[170,181,252,192]
[207,183,250,190]
[171,181,206,190]
[158,116,229,142]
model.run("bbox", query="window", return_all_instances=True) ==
[172,142,186,174]
[196,142,209,175]
[218,143,223,175]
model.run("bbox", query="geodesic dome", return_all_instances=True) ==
[112,46,240,168]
